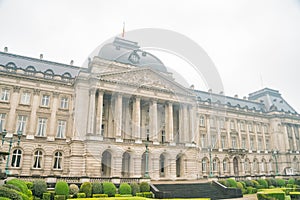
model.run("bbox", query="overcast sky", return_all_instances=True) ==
[0,0,300,112]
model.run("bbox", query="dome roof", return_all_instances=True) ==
[98,37,167,72]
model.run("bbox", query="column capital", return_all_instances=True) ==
[33,89,41,95]
[13,86,21,93]
[53,92,59,98]
[89,88,97,96]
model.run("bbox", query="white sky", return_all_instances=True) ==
[0,0,300,111]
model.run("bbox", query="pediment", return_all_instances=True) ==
[98,68,193,96]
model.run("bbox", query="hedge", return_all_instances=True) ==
[55,181,69,197]
[103,182,116,197]
[257,189,285,200]
[54,195,65,200]
[290,191,300,199]
[0,198,11,200]
[257,179,268,189]
[76,193,86,198]
[136,192,144,197]
[92,182,102,194]
[130,182,140,196]
[119,183,132,195]
[276,179,286,187]
[79,182,92,198]
[140,182,150,192]
[226,178,237,188]
[143,192,153,198]
[92,194,108,198]
[42,192,51,200]
[0,186,22,200]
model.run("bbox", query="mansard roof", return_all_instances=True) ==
[0,51,81,78]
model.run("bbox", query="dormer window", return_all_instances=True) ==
[6,62,17,73]
[44,69,54,79]
[129,52,140,64]
[26,66,36,76]
[62,72,72,81]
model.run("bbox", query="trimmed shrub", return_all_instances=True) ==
[288,178,296,185]
[226,178,238,188]
[290,191,300,199]
[258,179,269,189]
[266,178,277,187]
[42,192,51,200]
[247,186,256,194]
[16,191,30,200]
[79,182,92,198]
[0,198,11,200]
[33,180,48,199]
[136,192,144,197]
[119,183,132,195]
[103,182,116,197]
[143,192,153,198]
[295,178,300,186]
[55,181,69,197]
[239,181,246,189]
[7,179,28,194]
[26,182,34,190]
[92,182,102,194]
[48,191,55,200]
[92,194,108,198]
[0,186,22,200]
[3,184,22,192]
[130,182,140,196]
[76,193,86,198]
[54,195,65,200]
[115,194,121,197]
[69,184,79,196]
[257,190,285,200]
[245,180,254,187]
[140,182,150,192]
[251,180,260,188]
[276,179,286,187]
[236,182,246,194]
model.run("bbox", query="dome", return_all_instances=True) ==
[98,37,167,72]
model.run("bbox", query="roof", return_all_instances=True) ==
[98,37,168,72]
[0,51,81,78]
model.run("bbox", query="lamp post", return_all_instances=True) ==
[144,133,150,178]
[0,129,22,175]
[272,149,279,175]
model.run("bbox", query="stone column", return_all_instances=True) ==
[284,125,290,151]
[49,92,59,137]
[87,88,96,135]
[189,106,196,144]
[6,86,20,132]
[133,97,141,143]
[151,100,158,144]
[183,105,189,143]
[96,91,104,136]
[28,89,40,137]
[115,94,123,141]
[167,102,174,143]
[292,126,297,151]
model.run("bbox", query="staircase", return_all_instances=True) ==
[152,182,242,200]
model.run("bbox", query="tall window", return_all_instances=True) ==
[60,97,68,109]
[263,125,268,133]
[56,120,66,138]
[265,139,270,150]
[211,134,216,148]
[41,95,50,107]
[201,134,206,148]
[20,92,31,105]
[11,149,22,167]
[231,136,237,148]
[219,119,225,129]
[258,138,262,151]
[210,117,215,127]
[0,88,10,101]
[213,159,218,172]
[161,130,165,144]
[202,159,207,172]
[17,115,27,133]
[244,159,250,173]
[37,118,47,136]
[199,116,205,127]
[53,152,62,169]
[223,159,227,172]
[248,123,253,132]
[240,122,245,131]
[221,136,226,149]
[230,121,235,130]
[0,113,6,132]
[250,137,254,150]
[33,150,43,169]
[241,137,246,149]
[257,124,261,133]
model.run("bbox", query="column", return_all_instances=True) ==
[96,91,104,135]
[28,89,40,137]
[284,125,290,151]
[87,88,96,135]
[167,102,174,143]
[6,86,20,132]
[292,126,297,151]
[133,97,141,142]
[115,94,122,140]
[183,105,189,142]
[189,106,195,144]
[49,92,59,137]
[151,100,158,143]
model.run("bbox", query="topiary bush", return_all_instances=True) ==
[226,178,238,188]
[79,182,92,198]
[218,180,228,187]
[251,180,260,188]
[102,182,116,197]
[288,178,295,185]
[0,186,22,200]
[276,178,286,187]
[257,179,268,189]
[130,182,140,196]
[245,180,254,187]
[55,181,69,197]
[247,186,257,194]
[140,182,150,192]
[136,192,144,197]
[92,182,102,194]
[3,184,22,192]
[26,182,34,190]
[69,184,79,196]
[266,178,277,187]
[33,180,48,199]
[119,183,132,195]
[143,192,153,198]
[6,179,29,194]
[42,192,51,200]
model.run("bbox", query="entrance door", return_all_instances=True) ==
[233,157,239,176]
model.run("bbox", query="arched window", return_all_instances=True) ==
[223,159,228,172]
[62,72,72,81]
[6,62,17,72]
[11,149,22,167]
[53,152,62,169]
[160,154,165,177]
[244,158,251,173]
[202,158,208,172]
[44,69,54,79]
[33,150,43,169]
[213,158,219,172]
[25,66,36,76]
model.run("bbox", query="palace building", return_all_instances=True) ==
[0,37,300,181]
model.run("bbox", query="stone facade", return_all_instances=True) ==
[0,39,300,181]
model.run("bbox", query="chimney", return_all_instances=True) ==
[243,96,247,100]
[219,91,224,95]
[190,85,194,89]
[208,89,212,93]
[234,94,238,98]
[40,54,43,59]
[4,47,8,53]
[70,60,74,65]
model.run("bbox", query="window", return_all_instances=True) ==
[265,139,270,150]
[258,138,262,151]
[0,88,10,101]
[257,124,261,132]
[17,115,27,133]
[244,159,250,173]
[20,92,31,105]
[242,137,246,149]
[33,150,43,169]
[60,97,68,109]
[250,137,254,150]
[0,113,6,132]
[230,121,235,130]
[263,125,268,133]
[223,159,227,172]
[56,120,66,138]
[199,116,205,127]
[11,149,22,167]
[41,95,50,107]
[37,118,47,136]
[25,66,36,76]
[44,69,54,79]
[62,72,72,81]
[210,117,215,127]
[202,159,207,172]
[248,123,253,132]
[219,119,225,129]
[161,130,165,144]
[211,134,216,148]
[213,159,218,172]
[240,122,245,131]
[231,136,237,148]
[201,134,206,148]
[53,152,62,169]
[221,136,226,149]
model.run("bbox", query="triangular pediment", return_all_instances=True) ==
[98,68,193,96]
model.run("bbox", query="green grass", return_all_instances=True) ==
[67,197,210,200]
